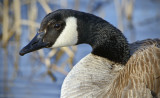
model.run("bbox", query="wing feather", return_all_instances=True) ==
[105,39,160,98]
[129,38,160,55]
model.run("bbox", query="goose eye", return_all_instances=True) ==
[54,23,61,30]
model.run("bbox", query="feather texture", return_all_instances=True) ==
[106,43,160,98]
[61,39,160,98]
[129,39,160,55]
[61,54,124,98]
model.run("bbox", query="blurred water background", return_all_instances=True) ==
[0,0,160,98]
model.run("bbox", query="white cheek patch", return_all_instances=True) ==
[52,17,78,48]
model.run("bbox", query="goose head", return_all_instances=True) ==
[19,9,130,64]
[19,9,79,55]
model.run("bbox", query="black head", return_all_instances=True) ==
[19,9,83,56]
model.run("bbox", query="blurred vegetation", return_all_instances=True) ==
[0,0,141,81]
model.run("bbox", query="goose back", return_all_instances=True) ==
[105,39,160,98]
[129,39,160,55]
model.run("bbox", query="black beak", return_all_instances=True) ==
[19,32,51,56]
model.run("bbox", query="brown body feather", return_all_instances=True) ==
[129,39,160,55]
[105,39,160,98]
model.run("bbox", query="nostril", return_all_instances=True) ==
[31,41,38,46]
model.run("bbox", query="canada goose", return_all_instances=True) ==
[19,9,160,98]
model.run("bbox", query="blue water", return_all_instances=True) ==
[0,0,160,98]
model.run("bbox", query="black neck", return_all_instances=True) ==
[91,24,130,64]
[91,25,130,64]
[77,14,130,64]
